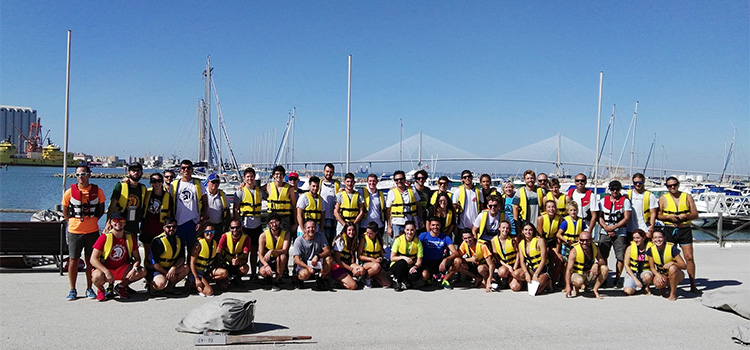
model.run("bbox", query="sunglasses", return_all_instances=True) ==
[164,175,174,179]
[210,180,220,184]
[633,181,644,185]
[415,176,426,180]
[204,230,215,234]
[75,172,91,178]
[462,175,472,179]
[164,225,176,229]
[538,179,548,183]
[487,204,498,208]
[575,179,586,183]
[180,166,192,170]
[394,178,405,182]
[667,183,679,188]
[230,226,242,230]
[150,179,163,183]
[112,219,125,224]
[438,182,448,186]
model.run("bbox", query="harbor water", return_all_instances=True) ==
[1,165,748,241]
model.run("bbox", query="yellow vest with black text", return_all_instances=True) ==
[239,187,262,217]
[362,235,383,259]
[302,193,323,221]
[143,188,172,222]
[390,187,417,218]
[154,233,182,269]
[339,191,360,222]
[629,241,653,274]
[221,232,248,263]
[115,181,146,215]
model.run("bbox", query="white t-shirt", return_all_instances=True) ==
[174,179,206,225]
[627,190,659,232]
[570,189,599,222]
[319,180,339,220]
[386,187,421,227]
[361,188,384,228]
[206,191,225,224]
[472,211,501,235]
[452,186,484,229]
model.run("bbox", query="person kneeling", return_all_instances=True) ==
[189,224,228,297]
[455,229,494,292]
[90,213,146,301]
[565,231,608,299]
[389,220,423,292]
[331,222,365,290]
[258,214,290,291]
[216,219,252,289]
[149,217,190,295]
[648,230,687,301]
[357,222,392,289]
[293,219,332,290]
[622,229,654,296]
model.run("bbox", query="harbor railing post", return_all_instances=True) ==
[717,212,724,247]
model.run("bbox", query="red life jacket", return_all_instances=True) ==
[69,184,100,218]
[567,188,593,208]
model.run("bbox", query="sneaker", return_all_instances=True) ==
[96,289,106,301]
[394,282,404,292]
[125,285,138,295]
[271,281,281,292]
[66,289,77,301]
[105,286,114,299]
[115,284,130,299]
[292,276,301,289]
[400,282,408,291]
[441,279,453,290]
[363,278,373,289]
[85,288,96,299]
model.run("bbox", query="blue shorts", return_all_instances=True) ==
[623,270,653,289]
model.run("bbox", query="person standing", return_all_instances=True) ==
[233,168,263,279]
[141,172,172,267]
[163,170,176,193]
[319,163,341,244]
[386,170,421,244]
[171,160,208,257]
[513,170,544,228]
[598,180,632,287]
[296,176,324,234]
[62,165,106,300]
[567,173,599,232]
[501,181,517,236]
[626,173,658,238]
[360,174,385,238]
[412,170,433,229]
[204,173,230,236]
[479,174,499,210]
[453,170,483,231]
[333,172,364,234]
[265,165,297,231]
[657,176,699,294]
[106,162,146,237]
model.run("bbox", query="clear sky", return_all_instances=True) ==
[1,1,748,176]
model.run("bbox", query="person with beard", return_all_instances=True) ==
[106,162,146,236]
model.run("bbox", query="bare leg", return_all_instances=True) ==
[593,265,608,299]
[681,244,699,294]
[668,266,685,301]
[68,258,79,290]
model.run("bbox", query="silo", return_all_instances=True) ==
[21,110,32,146]
[0,107,7,142]
[13,108,23,149]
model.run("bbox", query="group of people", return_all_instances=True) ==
[61,161,699,302]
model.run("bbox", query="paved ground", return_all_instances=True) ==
[1,243,749,349]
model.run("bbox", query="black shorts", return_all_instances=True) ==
[598,234,628,261]
[242,226,263,248]
[423,258,452,276]
[663,226,693,246]
[466,262,479,275]
[225,264,246,277]
[67,231,99,259]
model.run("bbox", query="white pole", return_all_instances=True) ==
[346,55,352,174]
[629,101,639,178]
[62,30,72,197]
[399,119,403,170]
[594,71,603,199]
[291,106,295,172]
[609,104,615,176]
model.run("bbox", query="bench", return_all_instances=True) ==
[0,221,67,275]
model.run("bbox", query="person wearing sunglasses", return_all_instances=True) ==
[90,212,146,301]
[216,219,252,289]
[512,169,544,229]
[479,174,499,211]
[149,217,190,295]
[472,194,504,244]
[190,224,228,297]
[386,170,422,245]
[598,180,632,288]
[171,159,208,259]
[412,169,432,230]
[625,173,658,239]
[428,176,453,206]
[62,165,106,300]
[564,230,608,299]
[105,162,146,239]
[264,165,297,232]
[141,172,173,268]
[566,173,599,232]
[163,170,176,193]
[204,173,230,238]
[657,176,700,294]
[452,170,483,233]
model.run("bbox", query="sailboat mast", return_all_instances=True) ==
[346,55,352,174]
[291,106,295,172]
[201,56,213,164]
[629,101,638,178]
[594,71,603,190]
[609,104,615,176]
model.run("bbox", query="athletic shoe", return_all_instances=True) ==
[394,282,404,292]
[115,284,130,298]
[400,282,408,291]
[105,286,114,299]
[363,278,373,289]
[441,280,453,290]
[66,289,77,301]
[85,288,96,299]
[125,285,138,295]
[271,281,281,292]
[96,289,106,301]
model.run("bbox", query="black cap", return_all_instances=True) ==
[128,162,143,171]
[111,212,125,221]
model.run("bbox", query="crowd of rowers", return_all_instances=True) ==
[61,160,699,301]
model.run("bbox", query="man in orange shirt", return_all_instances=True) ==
[62,165,106,300]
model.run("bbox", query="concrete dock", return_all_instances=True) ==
[1,243,748,349]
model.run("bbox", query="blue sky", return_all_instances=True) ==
[1,1,748,176]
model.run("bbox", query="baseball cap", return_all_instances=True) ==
[128,162,143,171]
[289,172,299,180]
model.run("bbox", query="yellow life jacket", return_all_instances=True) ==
[541,213,561,243]
[650,242,677,275]
[268,183,292,216]
[143,188,172,222]
[626,189,652,223]
[222,232,248,263]
[561,216,584,245]
[390,187,417,218]
[302,192,323,221]
[571,242,598,275]
[337,234,356,264]
[491,235,517,265]
[477,209,504,241]
[429,191,453,206]
[171,179,204,212]
[395,234,420,259]
[339,190,360,222]
[661,192,690,227]
[519,236,543,271]
[362,188,385,216]
[362,235,383,259]
[101,232,135,262]
[457,185,481,213]
[460,240,488,265]
[518,187,546,221]
[154,233,182,268]
[263,229,287,258]
[115,181,146,215]
[545,192,567,216]
[628,241,653,274]
[195,237,217,273]
[238,186,262,217]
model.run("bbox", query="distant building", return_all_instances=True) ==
[0,106,36,152]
